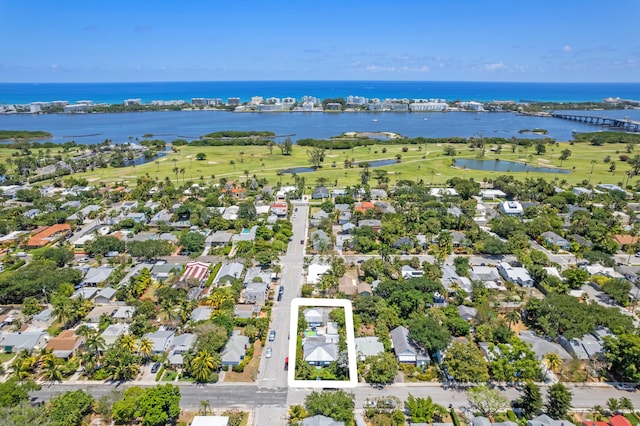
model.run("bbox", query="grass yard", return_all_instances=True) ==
[0,352,15,363]
[55,139,640,190]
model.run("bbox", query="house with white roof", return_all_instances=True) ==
[497,262,533,287]
[307,264,331,285]
[500,201,524,216]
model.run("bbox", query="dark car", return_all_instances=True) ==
[151,362,161,373]
[300,240,304,245]
[268,330,276,341]
[277,286,284,301]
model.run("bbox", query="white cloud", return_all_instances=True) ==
[562,45,572,52]
[483,62,505,71]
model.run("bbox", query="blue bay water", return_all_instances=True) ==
[1,81,640,145]
[1,109,640,145]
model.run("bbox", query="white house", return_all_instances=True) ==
[500,201,524,216]
[497,262,534,287]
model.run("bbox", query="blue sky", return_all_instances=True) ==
[1,0,638,83]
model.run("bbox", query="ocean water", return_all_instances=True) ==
[2,81,640,105]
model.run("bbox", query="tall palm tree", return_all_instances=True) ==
[40,355,63,382]
[189,350,220,383]
[199,400,211,416]
[85,334,106,355]
[543,352,562,373]
[505,309,521,330]
[618,397,634,413]
[118,334,138,353]
[137,337,153,362]
[607,397,620,414]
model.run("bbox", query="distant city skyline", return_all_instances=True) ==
[0,0,638,83]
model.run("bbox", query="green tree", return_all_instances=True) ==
[467,385,509,417]
[137,384,181,426]
[0,378,40,408]
[196,152,207,160]
[405,394,447,423]
[307,146,325,168]
[603,333,640,382]
[443,340,489,383]
[45,389,94,426]
[561,268,589,289]
[519,381,543,418]
[179,231,205,254]
[85,235,125,256]
[365,352,398,385]
[545,383,572,419]
[408,315,451,357]
[187,350,221,383]
[32,247,74,267]
[305,390,355,426]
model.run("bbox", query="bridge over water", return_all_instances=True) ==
[551,113,640,133]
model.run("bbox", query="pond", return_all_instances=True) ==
[454,158,570,174]
[358,159,399,167]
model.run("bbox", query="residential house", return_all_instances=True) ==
[500,201,524,216]
[527,414,573,426]
[441,265,472,294]
[304,338,338,366]
[167,333,197,367]
[66,205,101,222]
[72,287,99,300]
[221,205,239,221]
[457,305,478,322]
[497,262,534,287]
[311,230,331,251]
[338,275,358,298]
[479,189,507,200]
[0,331,48,353]
[541,231,571,250]
[450,231,468,247]
[370,189,388,200]
[355,336,384,361]
[31,307,55,328]
[429,188,458,198]
[221,331,250,368]
[231,226,257,243]
[354,201,375,214]
[81,267,114,286]
[101,324,127,347]
[85,305,118,323]
[609,416,633,426]
[234,304,260,319]
[191,416,230,426]
[390,326,430,366]
[270,202,288,218]
[26,224,71,248]
[614,234,639,249]
[337,211,351,225]
[190,307,212,323]
[150,209,172,226]
[341,222,355,234]
[303,415,345,426]
[392,236,414,250]
[358,219,381,231]
[243,282,269,304]
[45,329,84,359]
[23,208,40,219]
[374,201,395,214]
[518,331,572,360]
[312,186,329,199]
[401,265,424,279]
[181,261,211,284]
[93,287,116,304]
[205,231,234,248]
[358,281,372,297]
[112,306,136,323]
[304,308,326,327]
[143,330,175,355]
[216,262,244,286]
[151,262,182,282]
[307,264,331,285]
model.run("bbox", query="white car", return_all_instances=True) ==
[265,348,272,358]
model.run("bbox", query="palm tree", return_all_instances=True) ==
[543,352,562,373]
[607,397,620,414]
[85,332,106,353]
[40,354,63,382]
[199,400,211,416]
[76,324,94,339]
[180,167,186,183]
[618,397,634,413]
[118,334,138,353]
[505,309,521,330]
[137,337,153,362]
[189,350,219,383]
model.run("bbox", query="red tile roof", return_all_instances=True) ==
[26,224,71,247]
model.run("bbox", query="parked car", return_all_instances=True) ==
[268,330,276,341]
[265,348,272,358]
[300,240,304,245]
[151,362,161,373]
[277,286,284,301]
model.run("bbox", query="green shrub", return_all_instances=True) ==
[451,408,461,426]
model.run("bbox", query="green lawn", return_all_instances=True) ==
[3,139,639,189]
[0,352,15,363]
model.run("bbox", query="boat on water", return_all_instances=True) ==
[372,119,378,122]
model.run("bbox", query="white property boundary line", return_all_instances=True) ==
[287,297,358,388]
